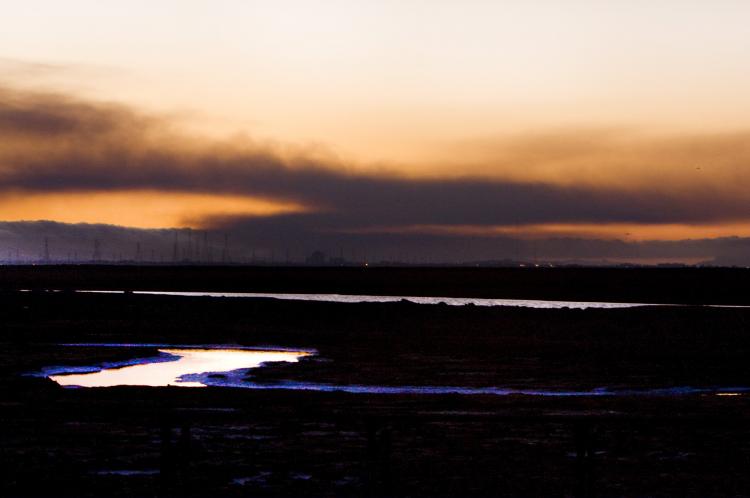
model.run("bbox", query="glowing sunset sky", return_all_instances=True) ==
[2,0,750,261]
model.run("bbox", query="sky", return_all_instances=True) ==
[2,0,750,263]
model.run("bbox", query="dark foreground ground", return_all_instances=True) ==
[2,267,750,497]
[4,264,750,305]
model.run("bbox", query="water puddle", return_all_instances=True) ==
[36,345,750,397]
[94,469,159,477]
[188,369,750,397]
[79,290,655,309]
[43,346,311,388]
[74,290,750,308]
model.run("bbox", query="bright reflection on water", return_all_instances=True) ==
[80,290,653,309]
[41,346,750,397]
[50,348,310,388]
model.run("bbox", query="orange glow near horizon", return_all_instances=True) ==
[342,222,750,242]
[2,188,750,241]
[0,190,308,229]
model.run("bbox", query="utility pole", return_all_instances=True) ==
[172,231,179,263]
[221,233,229,263]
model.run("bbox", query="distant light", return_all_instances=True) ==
[716,393,741,396]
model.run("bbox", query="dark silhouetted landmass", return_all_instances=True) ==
[2,264,750,305]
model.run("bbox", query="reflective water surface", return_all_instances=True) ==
[81,290,654,309]
[42,345,750,397]
[50,348,311,388]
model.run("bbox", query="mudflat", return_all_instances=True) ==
[3,264,750,304]
[2,268,750,496]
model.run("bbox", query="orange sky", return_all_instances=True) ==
[2,1,750,241]
[0,191,307,229]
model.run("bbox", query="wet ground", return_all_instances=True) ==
[4,381,750,497]
[2,267,750,496]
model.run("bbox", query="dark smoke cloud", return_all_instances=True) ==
[0,86,151,137]
[2,83,750,263]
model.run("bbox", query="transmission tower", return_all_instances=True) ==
[221,233,229,263]
[92,239,101,262]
